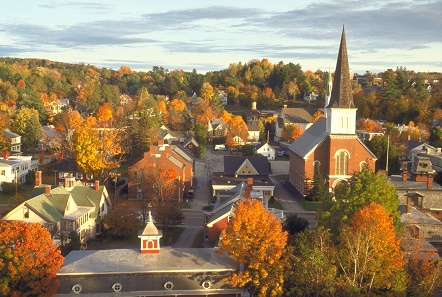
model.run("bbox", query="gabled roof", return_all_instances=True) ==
[3,129,20,139]
[289,117,328,158]
[327,26,355,109]
[247,123,260,132]
[173,145,194,164]
[183,136,199,148]
[26,195,64,223]
[281,108,320,125]
[224,156,269,175]
[207,183,246,227]
[140,212,161,236]
[53,158,83,173]
[255,142,273,151]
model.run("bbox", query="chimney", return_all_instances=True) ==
[59,153,63,160]
[406,196,411,214]
[244,178,253,199]
[402,170,408,182]
[158,139,164,146]
[407,134,411,141]
[3,150,9,160]
[427,174,433,189]
[95,180,100,191]
[283,104,287,109]
[35,171,42,187]
[45,185,51,195]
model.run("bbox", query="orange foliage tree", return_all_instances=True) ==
[356,118,382,132]
[0,221,63,297]
[96,102,114,125]
[218,199,290,297]
[312,110,325,123]
[336,202,405,295]
[220,109,232,125]
[192,98,214,125]
[226,115,248,148]
[282,124,303,142]
[103,205,141,238]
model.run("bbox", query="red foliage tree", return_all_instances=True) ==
[0,221,63,296]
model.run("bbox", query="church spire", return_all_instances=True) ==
[327,25,355,109]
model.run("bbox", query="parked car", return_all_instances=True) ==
[214,144,226,150]
[277,151,284,157]
[186,190,194,199]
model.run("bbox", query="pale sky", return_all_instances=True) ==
[1,0,441,74]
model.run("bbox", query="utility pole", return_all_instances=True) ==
[386,135,390,176]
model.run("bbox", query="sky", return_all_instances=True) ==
[1,0,441,74]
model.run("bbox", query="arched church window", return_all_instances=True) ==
[335,150,349,175]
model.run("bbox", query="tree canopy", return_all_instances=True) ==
[218,199,290,297]
[0,221,63,297]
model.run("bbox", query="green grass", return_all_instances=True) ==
[297,200,322,211]
[192,229,205,248]
[0,183,35,204]
[269,198,284,210]
[160,227,184,246]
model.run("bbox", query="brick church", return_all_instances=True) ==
[288,27,377,195]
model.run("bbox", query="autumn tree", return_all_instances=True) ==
[285,227,337,296]
[405,239,442,297]
[311,110,324,123]
[281,124,303,142]
[200,81,214,102]
[103,205,141,238]
[73,116,124,181]
[365,135,401,174]
[52,110,83,157]
[0,111,11,154]
[167,98,186,130]
[95,101,113,125]
[356,118,382,132]
[0,221,63,297]
[10,107,42,152]
[218,199,290,297]
[336,202,405,295]
[192,98,215,125]
[226,115,248,148]
[318,167,401,235]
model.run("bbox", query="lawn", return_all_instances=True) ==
[271,174,289,182]
[0,183,34,204]
[297,200,322,211]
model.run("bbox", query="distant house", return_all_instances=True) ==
[0,155,36,190]
[303,92,318,101]
[53,158,96,187]
[182,136,200,157]
[39,124,61,151]
[3,129,22,156]
[119,94,133,106]
[158,125,188,145]
[205,178,282,247]
[128,141,194,201]
[218,90,228,106]
[211,156,275,200]
[2,171,110,244]
[247,123,260,143]
[274,106,321,142]
[46,99,70,116]
[255,142,275,160]
[207,118,229,143]
[356,130,384,142]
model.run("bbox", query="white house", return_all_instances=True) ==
[218,91,228,106]
[3,129,22,156]
[247,123,260,143]
[46,98,70,116]
[2,171,111,243]
[0,155,36,190]
[255,142,276,160]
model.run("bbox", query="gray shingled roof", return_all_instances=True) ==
[281,108,320,125]
[289,117,328,158]
[223,156,269,175]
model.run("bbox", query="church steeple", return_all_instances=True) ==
[327,26,355,109]
[326,26,357,135]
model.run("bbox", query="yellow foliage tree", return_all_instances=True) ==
[218,199,290,297]
[200,82,214,102]
[282,124,303,142]
[73,116,123,180]
[220,109,232,124]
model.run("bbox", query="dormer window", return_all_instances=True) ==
[23,207,29,219]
